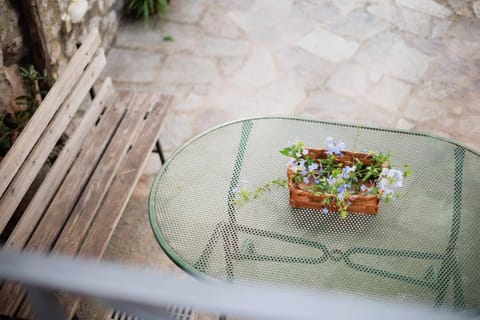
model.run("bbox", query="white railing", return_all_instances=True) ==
[0,249,475,320]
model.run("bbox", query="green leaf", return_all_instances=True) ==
[272,179,287,188]
[163,35,174,41]
[403,164,412,177]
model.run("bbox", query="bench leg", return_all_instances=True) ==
[154,140,166,164]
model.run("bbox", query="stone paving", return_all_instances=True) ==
[97,0,480,318]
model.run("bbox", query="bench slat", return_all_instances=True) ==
[0,49,106,233]
[26,97,125,253]
[0,94,125,316]
[0,28,101,198]
[51,94,172,320]
[5,78,116,250]
[53,92,155,257]
[81,94,172,258]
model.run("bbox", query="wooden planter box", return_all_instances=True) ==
[287,148,380,215]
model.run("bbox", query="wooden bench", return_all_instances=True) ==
[0,28,172,319]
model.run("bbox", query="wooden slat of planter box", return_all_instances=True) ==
[0,29,101,198]
[0,49,106,233]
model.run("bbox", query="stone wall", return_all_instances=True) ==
[41,0,123,69]
[0,0,124,114]
[0,0,28,114]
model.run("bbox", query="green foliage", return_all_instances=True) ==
[163,35,174,41]
[235,137,411,219]
[234,179,287,207]
[0,65,52,157]
[15,65,49,117]
[127,0,168,26]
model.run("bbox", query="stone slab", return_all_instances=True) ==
[380,41,432,83]
[230,48,277,88]
[166,0,207,24]
[301,91,398,127]
[274,47,334,90]
[329,10,389,41]
[396,118,416,130]
[395,0,452,18]
[200,7,242,38]
[175,93,205,112]
[157,111,194,153]
[103,48,161,83]
[252,0,293,21]
[474,1,480,16]
[219,56,246,76]
[297,28,359,63]
[367,3,397,22]
[367,3,432,37]
[199,37,250,57]
[210,81,305,118]
[115,22,199,51]
[297,1,339,23]
[431,20,451,39]
[157,54,220,84]
[228,8,316,49]
[327,63,370,97]
[333,0,368,16]
[354,32,403,65]
[404,97,449,122]
[395,7,432,37]
[368,76,412,111]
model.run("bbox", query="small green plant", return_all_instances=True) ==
[235,137,411,218]
[163,34,174,41]
[15,65,50,123]
[0,65,52,157]
[127,0,168,26]
[234,179,287,206]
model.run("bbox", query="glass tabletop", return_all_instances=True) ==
[149,117,480,311]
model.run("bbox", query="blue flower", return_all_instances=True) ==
[308,163,319,172]
[378,168,404,198]
[327,175,337,186]
[288,158,296,166]
[321,208,329,214]
[337,183,348,194]
[342,166,355,178]
[303,177,310,184]
[325,137,345,156]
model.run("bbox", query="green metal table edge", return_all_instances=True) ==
[148,115,479,288]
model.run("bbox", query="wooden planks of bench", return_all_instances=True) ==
[0,27,173,319]
[0,89,172,318]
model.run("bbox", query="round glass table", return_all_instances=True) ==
[149,117,480,311]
